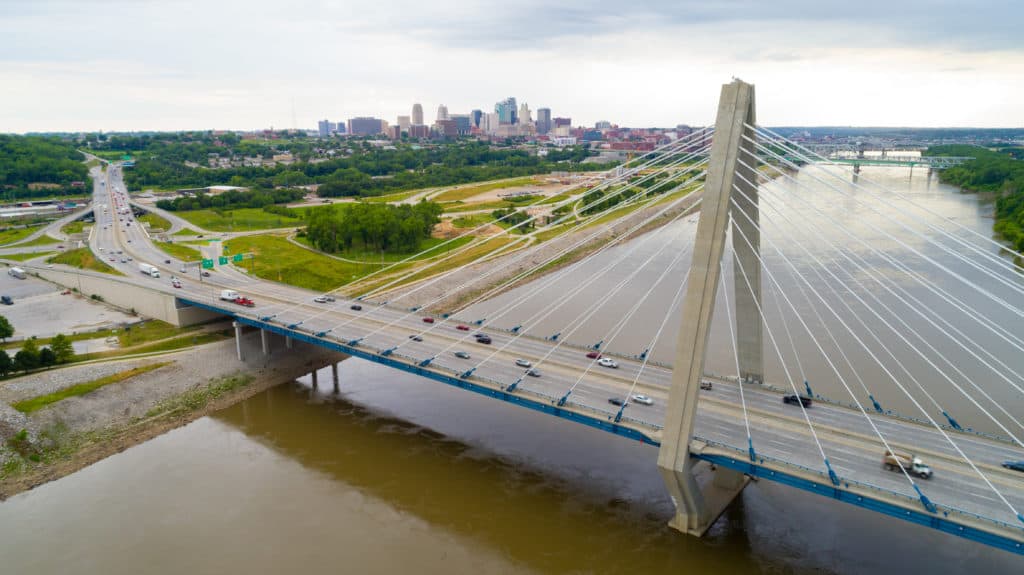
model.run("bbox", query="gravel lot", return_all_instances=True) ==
[0,272,137,339]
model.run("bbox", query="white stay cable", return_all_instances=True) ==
[400,192,706,366]
[748,136,1024,320]
[767,279,807,389]
[755,124,1024,266]
[742,145,1024,354]
[560,225,695,404]
[299,153,711,340]
[734,179,1024,439]
[728,228,839,481]
[730,197,1023,520]
[352,166,709,348]
[719,257,754,458]
[744,152,1024,397]
[465,202,697,383]
[259,129,712,323]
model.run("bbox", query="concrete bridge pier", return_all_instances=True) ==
[261,329,270,355]
[233,321,244,362]
[286,336,293,349]
[658,79,758,537]
[331,363,340,393]
[311,369,319,389]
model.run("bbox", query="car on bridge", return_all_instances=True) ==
[234,297,255,307]
[313,296,329,303]
[171,278,182,289]
[456,325,470,331]
[700,381,713,391]
[422,317,435,323]
[515,359,532,368]
[526,369,541,377]
[631,394,653,405]
[454,351,470,359]
[350,304,363,311]
[408,335,423,342]
[1003,460,1024,473]
[783,394,812,408]
[586,351,602,359]
[597,357,618,369]
[607,397,624,406]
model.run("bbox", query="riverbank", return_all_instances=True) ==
[0,329,346,499]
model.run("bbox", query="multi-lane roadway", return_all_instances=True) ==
[77,162,1024,545]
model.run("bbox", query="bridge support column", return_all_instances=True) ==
[286,336,293,349]
[311,369,318,389]
[261,329,270,356]
[657,80,757,537]
[331,363,339,393]
[233,321,243,362]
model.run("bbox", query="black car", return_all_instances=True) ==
[1003,460,1024,473]
[408,335,423,342]
[475,336,492,344]
[607,397,624,406]
[783,394,813,408]
[164,259,171,264]
[350,304,363,311]
[1,295,12,305]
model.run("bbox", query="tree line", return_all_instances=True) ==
[305,202,443,254]
[0,313,75,376]
[0,135,89,200]
[155,188,306,212]
[930,145,1024,252]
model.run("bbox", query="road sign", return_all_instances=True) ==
[218,256,228,265]
[202,259,214,269]
[232,253,243,263]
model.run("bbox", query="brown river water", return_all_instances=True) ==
[1,167,1022,574]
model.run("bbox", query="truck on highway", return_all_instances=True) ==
[883,450,933,479]
[139,263,160,278]
[220,290,240,301]
[8,267,26,280]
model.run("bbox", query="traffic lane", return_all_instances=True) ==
[711,377,1024,469]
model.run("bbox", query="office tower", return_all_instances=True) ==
[536,108,551,134]
[412,103,423,125]
[495,97,517,124]
[436,104,449,122]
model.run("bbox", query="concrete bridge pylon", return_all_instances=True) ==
[657,79,762,536]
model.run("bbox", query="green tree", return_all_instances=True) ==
[38,347,56,369]
[0,349,12,376]
[0,315,13,342]
[49,333,74,364]
[14,338,40,372]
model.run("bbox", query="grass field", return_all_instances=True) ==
[17,234,60,247]
[172,228,197,236]
[61,220,86,235]
[0,226,43,246]
[139,211,171,231]
[432,177,537,202]
[174,208,305,232]
[451,213,495,228]
[13,362,171,413]
[1,319,207,351]
[360,189,427,203]
[156,241,202,262]
[442,200,516,213]
[47,247,122,275]
[1,251,56,262]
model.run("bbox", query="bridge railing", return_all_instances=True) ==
[699,438,1024,535]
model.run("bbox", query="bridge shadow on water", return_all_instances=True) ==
[211,380,767,574]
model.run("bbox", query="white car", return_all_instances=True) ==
[631,394,653,406]
[313,296,328,303]
[597,357,619,369]
[515,359,532,368]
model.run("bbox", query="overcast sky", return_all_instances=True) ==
[2,0,1022,132]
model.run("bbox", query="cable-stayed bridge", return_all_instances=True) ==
[19,80,1024,556]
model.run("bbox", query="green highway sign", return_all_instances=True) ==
[201,259,214,269]
[232,254,243,262]
[218,256,229,265]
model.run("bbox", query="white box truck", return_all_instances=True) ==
[8,267,26,280]
[220,289,240,301]
[139,263,160,278]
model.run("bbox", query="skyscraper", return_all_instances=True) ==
[397,115,411,131]
[412,103,423,125]
[436,104,449,122]
[518,103,531,125]
[471,109,483,128]
[317,119,332,138]
[536,108,552,134]
[495,97,517,125]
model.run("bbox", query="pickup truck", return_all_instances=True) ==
[883,450,933,479]
[233,296,255,307]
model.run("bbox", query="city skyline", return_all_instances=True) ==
[2,1,1023,132]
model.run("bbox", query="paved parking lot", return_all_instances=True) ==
[0,270,137,339]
